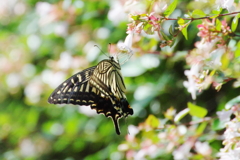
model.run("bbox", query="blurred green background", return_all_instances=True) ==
[0,0,239,159]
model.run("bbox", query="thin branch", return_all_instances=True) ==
[164,11,240,21]
[156,117,213,130]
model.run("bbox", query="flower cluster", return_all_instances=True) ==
[127,12,161,35]
[183,19,234,99]
[218,105,240,160]
[119,112,214,159]
[197,19,231,44]
[126,12,176,50]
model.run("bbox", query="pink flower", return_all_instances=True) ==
[127,23,135,33]
[149,13,158,21]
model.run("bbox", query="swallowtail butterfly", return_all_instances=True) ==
[48,56,133,135]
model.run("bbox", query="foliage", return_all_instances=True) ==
[0,0,240,159]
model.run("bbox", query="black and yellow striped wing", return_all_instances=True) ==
[48,58,133,135]
[90,59,126,98]
[48,66,97,105]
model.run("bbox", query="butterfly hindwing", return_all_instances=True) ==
[89,58,133,134]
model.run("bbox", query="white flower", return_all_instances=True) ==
[36,2,55,25]
[224,120,240,140]
[215,0,234,12]
[218,117,240,160]
[134,145,158,160]
[54,22,69,37]
[217,110,233,123]
[24,77,43,103]
[195,38,219,55]
[118,32,133,50]
[195,141,212,156]
[128,125,139,137]
[108,1,127,25]
[183,64,201,100]
[116,32,134,64]
[153,1,168,13]
[57,51,73,70]
[36,2,52,17]
[209,47,225,68]
[124,0,147,14]
[219,148,240,160]
[173,141,193,160]
[20,139,36,157]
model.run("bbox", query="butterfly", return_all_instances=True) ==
[48,56,133,135]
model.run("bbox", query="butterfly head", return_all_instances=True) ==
[94,44,132,65]
[109,54,120,64]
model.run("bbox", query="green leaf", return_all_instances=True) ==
[210,8,222,19]
[177,18,190,40]
[187,102,208,118]
[160,31,170,41]
[231,13,240,32]
[221,51,229,69]
[140,13,147,17]
[235,41,240,57]
[174,108,190,123]
[225,95,240,110]
[170,38,176,47]
[210,70,216,76]
[215,83,223,91]
[211,8,222,15]
[196,121,207,135]
[211,119,225,130]
[192,9,206,18]
[163,0,178,17]
[182,25,189,40]
[146,114,160,128]
[169,25,174,35]
[143,23,154,34]
[216,19,221,31]
[177,18,185,25]
[131,15,140,20]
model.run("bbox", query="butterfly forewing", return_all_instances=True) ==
[48,66,96,105]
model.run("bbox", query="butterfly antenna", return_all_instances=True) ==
[108,43,112,53]
[94,45,108,57]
